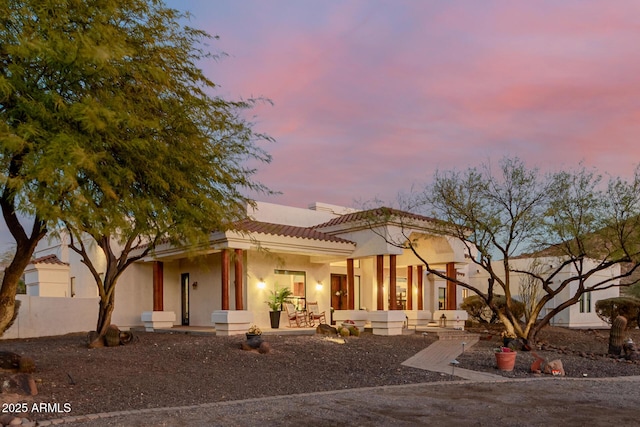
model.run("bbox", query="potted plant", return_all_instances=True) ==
[246,324,262,340]
[265,287,293,329]
[245,325,263,349]
[494,346,517,371]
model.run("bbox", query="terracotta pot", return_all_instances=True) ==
[495,351,517,371]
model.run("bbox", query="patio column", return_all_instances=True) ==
[376,255,384,310]
[347,258,355,310]
[406,265,413,310]
[389,254,397,310]
[152,261,164,311]
[234,249,244,310]
[221,249,230,310]
[417,265,424,310]
[446,262,457,310]
[142,260,176,331]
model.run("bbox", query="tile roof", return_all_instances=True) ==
[31,254,69,266]
[313,207,442,229]
[234,219,354,244]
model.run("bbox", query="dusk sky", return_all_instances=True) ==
[165,0,640,209]
[2,0,640,251]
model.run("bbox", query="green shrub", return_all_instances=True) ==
[595,297,640,328]
[627,283,640,299]
[461,295,525,324]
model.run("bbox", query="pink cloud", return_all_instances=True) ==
[169,0,640,208]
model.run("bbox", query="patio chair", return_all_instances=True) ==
[306,301,326,326]
[284,302,307,327]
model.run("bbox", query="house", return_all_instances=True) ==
[9,201,471,338]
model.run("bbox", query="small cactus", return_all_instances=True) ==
[348,326,360,337]
[105,324,121,347]
[18,356,36,373]
[339,327,350,337]
[608,315,627,356]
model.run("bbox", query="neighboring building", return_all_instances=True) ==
[468,256,619,328]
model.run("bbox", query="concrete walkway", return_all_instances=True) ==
[402,335,505,380]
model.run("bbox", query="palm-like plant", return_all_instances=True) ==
[266,287,293,311]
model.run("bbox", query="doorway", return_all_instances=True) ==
[331,274,348,311]
[181,273,190,326]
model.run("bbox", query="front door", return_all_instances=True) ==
[181,273,190,326]
[331,274,348,311]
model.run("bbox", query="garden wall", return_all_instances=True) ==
[2,295,99,340]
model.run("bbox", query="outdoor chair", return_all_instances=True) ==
[284,302,307,327]
[306,301,326,326]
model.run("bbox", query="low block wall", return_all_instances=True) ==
[433,310,468,329]
[2,295,99,339]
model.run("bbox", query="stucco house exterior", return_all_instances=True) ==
[467,256,618,329]
[10,200,617,339]
[12,201,472,338]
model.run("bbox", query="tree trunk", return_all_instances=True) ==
[526,326,540,346]
[88,288,117,348]
[0,238,43,336]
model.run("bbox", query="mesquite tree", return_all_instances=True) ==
[380,158,640,344]
[431,159,640,343]
[1,0,272,344]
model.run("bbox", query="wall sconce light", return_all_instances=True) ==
[315,282,323,291]
[192,281,198,289]
[257,280,266,289]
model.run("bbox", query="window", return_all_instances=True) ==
[275,270,306,306]
[462,288,469,300]
[579,292,592,313]
[438,287,446,310]
[70,277,76,297]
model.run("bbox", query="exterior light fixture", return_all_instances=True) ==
[257,280,266,289]
[439,313,447,328]
[316,282,323,291]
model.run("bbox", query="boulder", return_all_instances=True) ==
[316,324,337,335]
[543,359,565,376]
[623,339,639,361]
[258,342,271,354]
[0,373,38,396]
[0,352,21,370]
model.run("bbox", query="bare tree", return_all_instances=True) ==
[371,158,640,343]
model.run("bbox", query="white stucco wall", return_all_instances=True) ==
[31,234,152,330]
[249,201,339,227]
[468,256,620,328]
[247,251,331,329]
[110,261,153,328]
[3,295,99,339]
[24,263,70,297]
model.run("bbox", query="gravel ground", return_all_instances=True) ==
[457,326,640,378]
[0,326,639,424]
[0,330,449,423]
